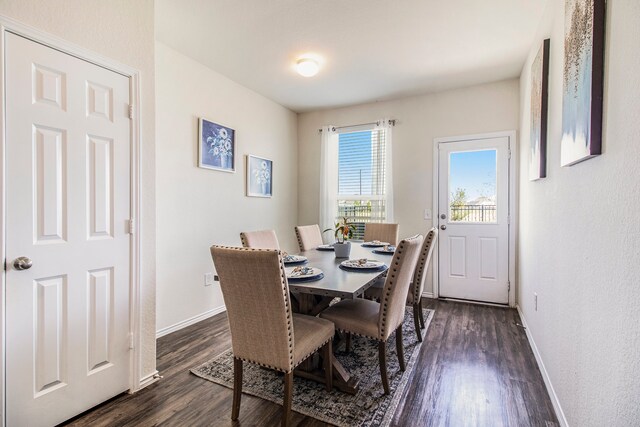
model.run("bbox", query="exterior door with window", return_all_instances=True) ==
[437,136,510,304]
[4,33,132,426]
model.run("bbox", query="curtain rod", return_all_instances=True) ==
[318,119,396,133]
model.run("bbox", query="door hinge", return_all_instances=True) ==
[129,333,135,350]
[128,219,135,234]
[507,214,511,225]
[128,104,134,119]
[508,280,511,292]
[508,148,512,159]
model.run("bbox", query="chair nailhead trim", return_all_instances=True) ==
[378,235,422,338]
[212,245,296,370]
[294,227,305,252]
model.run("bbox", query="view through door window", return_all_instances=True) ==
[448,149,497,223]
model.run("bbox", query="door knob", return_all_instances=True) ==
[440,214,447,220]
[13,256,32,270]
[440,225,447,231]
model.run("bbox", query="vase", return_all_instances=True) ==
[334,241,351,258]
[220,155,230,170]
[261,181,268,195]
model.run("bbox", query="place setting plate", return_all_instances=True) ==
[282,254,308,265]
[339,258,388,272]
[372,245,396,255]
[285,266,324,282]
[316,244,335,251]
[361,240,390,248]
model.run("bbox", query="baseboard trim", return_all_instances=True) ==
[421,291,435,299]
[156,305,227,339]
[516,305,569,427]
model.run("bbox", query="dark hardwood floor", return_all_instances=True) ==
[64,299,558,426]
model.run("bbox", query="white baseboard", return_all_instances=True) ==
[516,305,569,427]
[155,305,227,339]
[421,291,436,299]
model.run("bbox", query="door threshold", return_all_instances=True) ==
[440,297,510,308]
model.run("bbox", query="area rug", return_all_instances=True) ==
[191,307,434,427]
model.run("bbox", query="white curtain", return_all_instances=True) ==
[376,119,394,222]
[319,126,338,242]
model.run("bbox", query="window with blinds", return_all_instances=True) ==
[337,129,387,239]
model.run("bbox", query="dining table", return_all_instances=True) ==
[287,242,393,394]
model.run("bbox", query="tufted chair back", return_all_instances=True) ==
[210,246,294,372]
[240,230,280,249]
[409,228,438,305]
[294,224,324,251]
[364,223,400,245]
[377,234,423,340]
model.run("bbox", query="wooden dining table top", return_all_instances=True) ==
[287,243,392,299]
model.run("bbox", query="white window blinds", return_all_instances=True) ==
[337,128,388,238]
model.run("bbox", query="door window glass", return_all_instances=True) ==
[448,149,497,223]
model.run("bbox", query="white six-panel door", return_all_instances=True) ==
[5,32,131,426]
[437,136,510,304]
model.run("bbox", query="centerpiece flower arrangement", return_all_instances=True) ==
[207,127,233,168]
[324,217,354,258]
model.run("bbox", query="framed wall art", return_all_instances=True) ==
[530,39,550,181]
[560,0,606,166]
[199,118,235,172]
[246,155,272,198]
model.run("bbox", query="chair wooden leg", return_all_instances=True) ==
[345,332,352,353]
[378,341,390,395]
[418,299,425,329]
[282,371,293,427]
[395,325,406,371]
[232,358,243,420]
[323,340,333,392]
[413,303,422,342]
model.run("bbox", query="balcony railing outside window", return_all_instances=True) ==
[335,201,383,240]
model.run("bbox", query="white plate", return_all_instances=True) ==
[340,259,385,269]
[373,247,396,254]
[362,241,390,248]
[283,254,308,264]
[285,266,323,279]
[317,244,335,251]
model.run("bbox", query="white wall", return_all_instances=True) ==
[0,0,157,383]
[518,0,640,425]
[297,80,520,294]
[155,43,299,333]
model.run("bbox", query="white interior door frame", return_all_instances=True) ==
[0,15,144,425]
[431,130,517,307]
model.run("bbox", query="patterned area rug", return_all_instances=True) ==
[191,308,434,427]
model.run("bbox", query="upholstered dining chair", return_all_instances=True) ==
[363,222,400,245]
[240,229,280,249]
[319,234,423,395]
[366,228,438,342]
[210,246,334,426]
[294,224,324,251]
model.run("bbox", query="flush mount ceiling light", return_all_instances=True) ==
[296,57,320,77]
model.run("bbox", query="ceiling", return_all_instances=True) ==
[156,0,548,113]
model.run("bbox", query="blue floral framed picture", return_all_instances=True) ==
[199,118,235,172]
[246,155,272,198]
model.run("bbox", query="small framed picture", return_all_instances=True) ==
[198,118,235,172]
[246,155,273,198]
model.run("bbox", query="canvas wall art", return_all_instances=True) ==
[530,39,550,181]
[199,118,235,172]
[246,155,272,197]
[560,0,605,166]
